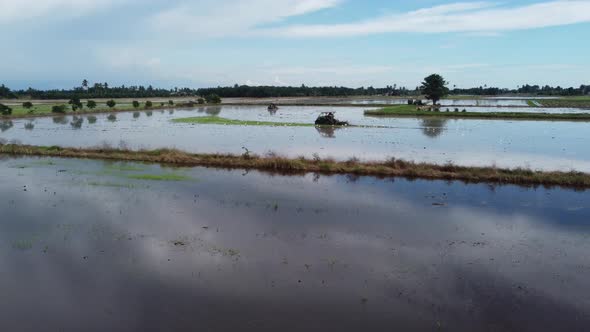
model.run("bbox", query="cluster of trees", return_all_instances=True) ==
[0,85,16,99]
[3,80,199,100]
[0,103,12,115]
[196,84,419,98]
[201,83,590,98]
[451,84,590,96]
[1,80,589,100]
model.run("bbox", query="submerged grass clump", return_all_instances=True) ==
[87,181,136,189]
[124,173,192,181]
[103,163,147,172]
[1,143,590,189]
[172,116,315,127]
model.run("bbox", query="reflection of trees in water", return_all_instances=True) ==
[315,126,343,138]
[206,106,222,115]
[421,118,448,138]
[52,116,69,125]
[0,120,14,132]
[70,116,84,129]
[24,121,35,130]
[268,109,277,115]
[197,106,222,115]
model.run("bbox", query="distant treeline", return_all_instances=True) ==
[0,83,198,100]
[196,85,418,98]
[452,84,590,96]
[186,84,590,98]
[1,82,589,100]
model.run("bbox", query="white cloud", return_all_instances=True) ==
[152,0,342,37]
[0,0,122,23]
[262,1,590,37]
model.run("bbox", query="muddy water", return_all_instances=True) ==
[1,106,589,172]
[0,157,589,332]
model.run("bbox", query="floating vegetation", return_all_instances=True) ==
[12,239,34,251]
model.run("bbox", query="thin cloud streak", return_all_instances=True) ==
[152,0,342,37]
[261,1,590,37]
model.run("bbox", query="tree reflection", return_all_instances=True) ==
[70,116,84,129]
[421,118,448,138]
[24,121,35,131]
[52,116,68,125]
[0,120,13,132]
[205,106,222,116]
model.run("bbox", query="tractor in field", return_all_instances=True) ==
[315,112,349,126]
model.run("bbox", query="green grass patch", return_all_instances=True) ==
[534,99,590,108]
[364,105,590,121]
[526,100,538,107]
[173,116,314,127]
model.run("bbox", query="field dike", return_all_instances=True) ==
[1,143,589,189]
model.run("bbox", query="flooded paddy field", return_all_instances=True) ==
[1,156,589,331]
[429,106,590,114]
[350,98,532,107]
[223,96,545,107]
[1,106,589,172]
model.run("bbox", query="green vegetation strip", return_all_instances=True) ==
[533,99,590,108]
[364,105,590,121]
[1,143,589,189]
[173,116,314,127]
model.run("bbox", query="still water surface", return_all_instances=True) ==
[0,157,589,331]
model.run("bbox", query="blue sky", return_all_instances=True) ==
[1,0,589,89]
